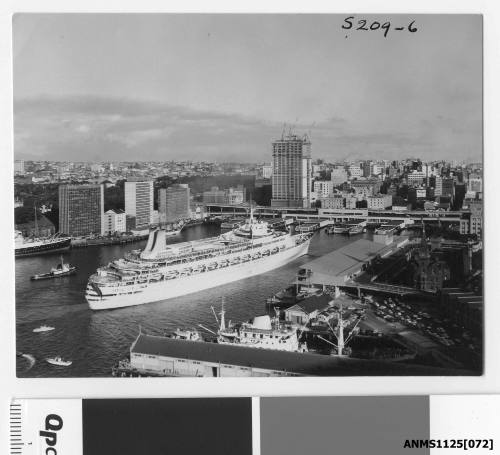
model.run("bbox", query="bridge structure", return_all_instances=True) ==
[340,280,423,297]
[204,204,466,224]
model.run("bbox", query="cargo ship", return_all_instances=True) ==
[86,210,312,310]
[199,303,307,352]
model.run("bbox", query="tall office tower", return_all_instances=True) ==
[59,184,104,236]
[441,177,455,198]
[125,179,154,229]
[271,133,312,208]
[434,175,443,196]
[362,161,371,177]
[158,184,190,223]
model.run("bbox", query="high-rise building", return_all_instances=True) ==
[59,184,104,236]
[362,161,371,177]
[441,177,455,198]
[159,184,190,223]
[14,160,25,175]
[271,133,312,208]
[125,179,154,229]
[434,176,443,196]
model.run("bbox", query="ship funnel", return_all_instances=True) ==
[141,228,167,259]
[144,228,157,253]
[251,315,272,330]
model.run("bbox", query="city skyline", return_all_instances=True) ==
[14,14,482,163]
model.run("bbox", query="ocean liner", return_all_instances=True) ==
[86,212,312,310]
[15,231,71,257]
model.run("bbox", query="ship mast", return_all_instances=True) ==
[317,287,360,357]
[336,299,345,356]
[34,204,39,237]
[249,198,254,239]
[219,298,226,331]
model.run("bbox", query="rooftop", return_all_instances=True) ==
[297,238,397,285]
[286,294,332,314]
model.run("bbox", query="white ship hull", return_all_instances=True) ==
[87,240,310,310]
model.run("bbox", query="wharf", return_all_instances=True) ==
[116,333,473,377]
[71,234,149,247]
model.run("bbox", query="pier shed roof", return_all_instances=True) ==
[286,294,332,315]
[298,239,391,285]
[130,334,472,376]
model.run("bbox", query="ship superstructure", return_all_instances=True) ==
[86,211,312,310]
[214,305,307,352]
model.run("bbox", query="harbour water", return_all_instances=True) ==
[16,224,366,377]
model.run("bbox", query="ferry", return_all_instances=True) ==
[296,222,320,233]
[333,224,350,234]
[31,256,76,280]
[86,208,313,310]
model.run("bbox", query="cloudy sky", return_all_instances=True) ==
[13,14,482,162]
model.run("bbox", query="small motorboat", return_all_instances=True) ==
[31,255,76,280]
[171,328,202,341]
[33,325,55,333]
[46,356,72,367]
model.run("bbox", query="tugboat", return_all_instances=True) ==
[46,356,72,366]
[33,325,55,333]
[30,256,76,281]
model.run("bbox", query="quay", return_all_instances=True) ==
[113,333,471,377]
[204,204,467,223]
[70,218,206,248]
[71,233,149,247]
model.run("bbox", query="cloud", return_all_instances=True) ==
[14,95,481,163]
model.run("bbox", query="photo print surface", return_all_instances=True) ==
[14,14,483,378]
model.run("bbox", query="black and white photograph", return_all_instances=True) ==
[13,13,483,378]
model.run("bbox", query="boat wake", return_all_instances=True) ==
[21,353,36,371]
